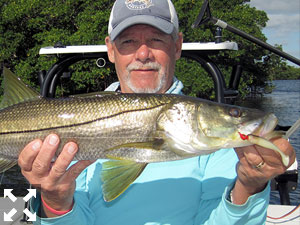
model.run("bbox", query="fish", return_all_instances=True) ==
[0,67,289,201]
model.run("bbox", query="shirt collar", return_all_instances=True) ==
[105,77,184,94]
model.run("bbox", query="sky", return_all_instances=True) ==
[249,0,300,67]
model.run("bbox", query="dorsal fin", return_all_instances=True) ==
[1,67,41,109]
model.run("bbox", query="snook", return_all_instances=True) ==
[0,67,289,201]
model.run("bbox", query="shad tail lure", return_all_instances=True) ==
[0,67,291,201]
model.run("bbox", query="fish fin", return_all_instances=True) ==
[1,67,41,109]
[101,160,147,202]
[248,135,289,167]
[0,158,17,173]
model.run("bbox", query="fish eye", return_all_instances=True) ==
[229,108,242,118]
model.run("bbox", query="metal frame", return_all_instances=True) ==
[40,53,108,98]
[39,43,240,103]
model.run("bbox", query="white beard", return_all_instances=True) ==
[125,62,166,93]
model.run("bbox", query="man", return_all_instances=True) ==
[18,0,295,224]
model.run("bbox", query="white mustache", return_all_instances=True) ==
[127,62,161,72]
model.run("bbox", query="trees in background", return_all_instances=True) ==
[0,0,298,99]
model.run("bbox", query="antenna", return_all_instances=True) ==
[192,0,300,66]
[191,0,211,28]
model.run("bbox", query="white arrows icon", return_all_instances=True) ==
[4,189,17,202]
[23,189,36,202]
[23,208,36,221]
[4,208,17,221]
[2,188,37,222]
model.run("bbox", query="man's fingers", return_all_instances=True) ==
[255,138,295,168]
[32,134,60,176]
[235,145,264,168]
[49,142,78,179]
[243,145,265,167]
[18,139,42,172]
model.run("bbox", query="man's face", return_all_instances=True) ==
[106,24,183,93]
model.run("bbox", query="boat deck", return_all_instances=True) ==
[266,205,300,225]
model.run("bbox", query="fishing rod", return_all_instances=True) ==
[192,0,300,66]
[284,118,300,140]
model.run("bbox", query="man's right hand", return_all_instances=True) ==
[18,134,94,217]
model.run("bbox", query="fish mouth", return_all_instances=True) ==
[238,113,278,137]
[253,113,278,137]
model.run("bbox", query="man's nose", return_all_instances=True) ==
[135,44,153,62]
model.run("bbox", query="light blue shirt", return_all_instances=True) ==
[32,79,270,225]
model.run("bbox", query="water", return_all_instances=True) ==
[1,80,300,205]
[238,80,300,205]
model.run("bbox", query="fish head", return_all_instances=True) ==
[158,97,278,157]
[193,101,290,167]
[194,101,278,149]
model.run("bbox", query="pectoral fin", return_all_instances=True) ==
[248,135,289,167]
[101,160,147,202]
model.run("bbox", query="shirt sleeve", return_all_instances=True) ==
[195,181,270,225]
[30,164,96,225]
[194,149,270,225]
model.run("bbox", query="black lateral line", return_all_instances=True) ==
[0,103,166,135]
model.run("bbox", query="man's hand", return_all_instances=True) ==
[18,134,94,217]
[233,138,295,205]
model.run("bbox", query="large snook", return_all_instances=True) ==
[0,67,288,201]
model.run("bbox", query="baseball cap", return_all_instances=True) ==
[108,0,179,40]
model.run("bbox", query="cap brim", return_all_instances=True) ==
[110,15,174,40]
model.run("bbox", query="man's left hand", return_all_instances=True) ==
[232,138,296,204]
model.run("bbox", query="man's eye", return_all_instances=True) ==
[122,39,134,44]
[152,38,163,42]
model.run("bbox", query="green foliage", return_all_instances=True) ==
[1,0,297,99]
[273,64,300,80]
[173,0,274,98]
[175,58,215,98]
[0,0,115,95]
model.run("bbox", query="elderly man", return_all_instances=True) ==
[18,0,295,224]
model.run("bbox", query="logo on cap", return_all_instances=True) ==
[125,0,153,10]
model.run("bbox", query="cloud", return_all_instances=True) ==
[250,0,300,14]
[249,0,300,63]
[267,14,300,33]
[250,0,300,28]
